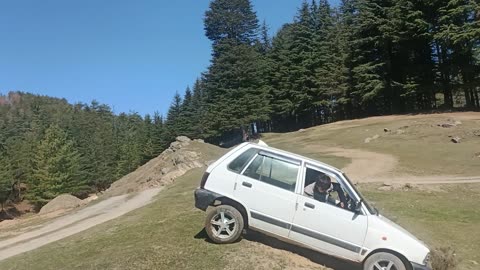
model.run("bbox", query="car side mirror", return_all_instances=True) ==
[354,200,363,213]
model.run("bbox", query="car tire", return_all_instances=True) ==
[205,205,244,244]
[363,252,408,270]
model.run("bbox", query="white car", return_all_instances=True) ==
[194,142,431,270]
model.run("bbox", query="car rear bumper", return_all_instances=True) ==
[411,262,431,270]
[194,188,221,211]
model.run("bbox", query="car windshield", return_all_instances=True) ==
[342,173,377,215]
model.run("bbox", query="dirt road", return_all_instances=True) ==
[313,145,480,184]
[0,188,160,262]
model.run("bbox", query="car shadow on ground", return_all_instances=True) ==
[194,228,361,270]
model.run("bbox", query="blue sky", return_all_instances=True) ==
[0,0,339,116]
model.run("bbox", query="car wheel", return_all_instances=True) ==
[363,252,407,270]
[205,205,244,244]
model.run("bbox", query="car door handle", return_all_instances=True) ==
[304,202,315,209]
[242,181,252,188]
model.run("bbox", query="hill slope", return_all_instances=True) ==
[264,112,480,180]
[1,113,479,270]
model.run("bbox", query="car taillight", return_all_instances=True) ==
[200,172,210,188]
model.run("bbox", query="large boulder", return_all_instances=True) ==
[39,194,82,215]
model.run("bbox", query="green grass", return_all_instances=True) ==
[359,184,480,270]
[3,169,479,270]
[0,168,321,270]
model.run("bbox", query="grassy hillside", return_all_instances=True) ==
[264,112,480,177]
[1,113,479,270]
[2,169,479,270]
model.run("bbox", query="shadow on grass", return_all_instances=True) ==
[195,228,361,270]
[194,228,210,241]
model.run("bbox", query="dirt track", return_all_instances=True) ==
[0,188,160,262]
[314,145,480,184]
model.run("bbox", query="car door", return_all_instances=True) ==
[234,151,301,238]
[289,164,368,262]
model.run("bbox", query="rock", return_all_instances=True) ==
[372,134,380,140]
[470,260,479,265]
[438,123,456,128]
[364,138,372,143]
[39,194,82,215]
[193,139,205,143]
[403,183,414,190]
[176,136,191,143]
[473,130,480,137]
[451,137,461,143]
[298,129,306,133]
[454,120,462,125]
[377,186,392,191]
[382,182,393,187]
[384,128,391,132]
[396,129,405,135]
[161,167,171,175]
[82,194,98,204]
[169,141,182,150]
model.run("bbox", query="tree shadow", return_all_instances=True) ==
[0,206,24,222]
[194,227,361,270]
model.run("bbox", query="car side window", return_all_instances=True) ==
[228,148,258,173]
[243,154,299,192]
[303,167,354,212]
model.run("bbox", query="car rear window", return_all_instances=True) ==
[228,148,258,173]
[243,154,299,192]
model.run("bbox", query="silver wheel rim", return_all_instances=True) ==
[210,211,237,239]
[370,260,398,270]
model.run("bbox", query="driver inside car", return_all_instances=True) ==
[304,173,347,209]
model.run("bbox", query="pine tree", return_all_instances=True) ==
[178,87,196,138]
[436,0,480,108]
[268,23,298,131]
[152,112,167,155]
[0,155,13,212]
[312,0,345,123]
[165,92,183,141]
[29,124,85,207]
[115,113,144,179]
[259,20,271,54]
[268,2,318,129]
[204,0,259,47]
[204,42,271,140]
[190,79,206,138]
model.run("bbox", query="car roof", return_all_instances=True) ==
[244,142,343,175]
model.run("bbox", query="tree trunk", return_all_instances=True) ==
[464,87,472,108]
[436,43,453,108]
[474,87,480,108]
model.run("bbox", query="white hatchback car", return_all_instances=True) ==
[194,142,431,270]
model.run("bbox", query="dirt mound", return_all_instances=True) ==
[106,136,222,196]
[39,194,82,215]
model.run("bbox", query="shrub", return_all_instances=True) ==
[431,246,458,270]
